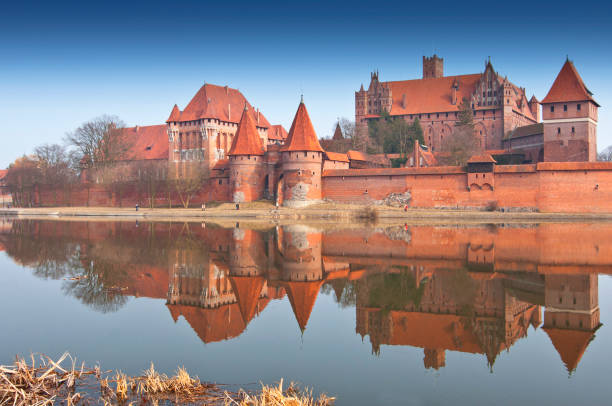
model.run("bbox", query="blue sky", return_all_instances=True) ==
[1,0,611,167]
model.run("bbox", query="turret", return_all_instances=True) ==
[166,104,181,164]
[228,105,265,202]
[280,98,324,207]
[541,59,599,162]
[423,55,444,79]
[528,95,540,122]
[278,224,324,333]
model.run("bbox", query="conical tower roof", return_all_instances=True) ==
[229,275,266,325]
[282,100,324,152]
[283,280,324,332]
[332,123,344,140]
[541,60,599,106]
[543,326,598,373]
[228,106,264,156]
[166,104,181,123]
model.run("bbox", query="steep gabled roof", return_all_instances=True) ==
[543,326,598,373]
[166,104,181,123]
[268,125,288,141]
[228,107,264,156]
[117,125,168,161]
[324,151,349,162]
[541,60,599,106]
[282,101,324,152]
[178,83,272,127]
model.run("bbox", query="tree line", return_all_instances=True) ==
[5,115,205,208]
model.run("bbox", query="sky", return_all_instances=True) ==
[1,0,611,168]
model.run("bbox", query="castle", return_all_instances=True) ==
[355,56,599,163]
[31,57,612,213]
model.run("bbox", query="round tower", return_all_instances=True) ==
[280,99,324,207]
[228,105,265,203]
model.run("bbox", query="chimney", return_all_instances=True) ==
[401,94,406,109]
[228,103,231,121]
[257,108,260,124]
[225,85,228,95]
[135,125,139,132]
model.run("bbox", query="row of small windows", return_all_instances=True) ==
[550,103,581,112]
[557,127,576,134]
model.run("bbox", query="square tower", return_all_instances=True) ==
[423,55,444,79]
[541,60,599,162]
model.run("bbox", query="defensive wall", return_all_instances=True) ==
[322,161,612,213]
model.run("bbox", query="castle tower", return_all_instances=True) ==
[355,83,368,136]
[423,55,444,79]
[228,105,265,203]
[542,274,601,373]
[228,228,267,325]
[529,95,540,122]
[278,224,324,332]
[541,60,599,162]
[166,104,181,169]
[280,99,324,207]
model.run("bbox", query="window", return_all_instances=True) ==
[577,103,581,111]
[572,127,575,133]
[551,106,555,113]
[436,113,439,118]
[427,114,431,119]
[557,127,561,135]
[564,104,568,112]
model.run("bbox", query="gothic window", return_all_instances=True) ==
[572,127,575,134]
[551,106,555,112]
[577,103,581,111]
[557,127,561,135]
[564,104,568,112]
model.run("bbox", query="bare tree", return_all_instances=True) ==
[439,99,480,166]
[5,155,41,207]
[598,145,612,161]
[169,165,205,208]
[134,160,168,208]
[34,144,76,203]
[65,115,128,174]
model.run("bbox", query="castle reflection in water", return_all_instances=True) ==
[0,219,606,373]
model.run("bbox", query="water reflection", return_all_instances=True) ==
[0,219,606,373]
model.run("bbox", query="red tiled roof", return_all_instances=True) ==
[118,125,168,161]
[212,159,229,170]
[268,125,288,141]
[0,170,7,180]
[228,107,264,156]
[324,151,349,162]
[541,60,599,106]
[177,83,272,127]
[283,280,324,332]
[229,275,265,325]
[467,154,497,164]
[387,74,482,115]
[166,104,181,123]
[543,327,598,372]
[282,102,324,152]
[347,150,370,161]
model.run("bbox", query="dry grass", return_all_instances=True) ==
[1,355,333,405]
[224,379,334,406]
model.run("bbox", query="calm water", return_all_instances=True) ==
[1,218,612,405]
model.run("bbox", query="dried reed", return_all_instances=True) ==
[1,354,333,405]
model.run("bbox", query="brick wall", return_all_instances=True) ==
[322,162,612,213]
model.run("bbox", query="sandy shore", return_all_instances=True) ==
[2,202,612,224]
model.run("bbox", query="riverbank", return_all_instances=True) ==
[2,202,612,223]
[0,353,334,405]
